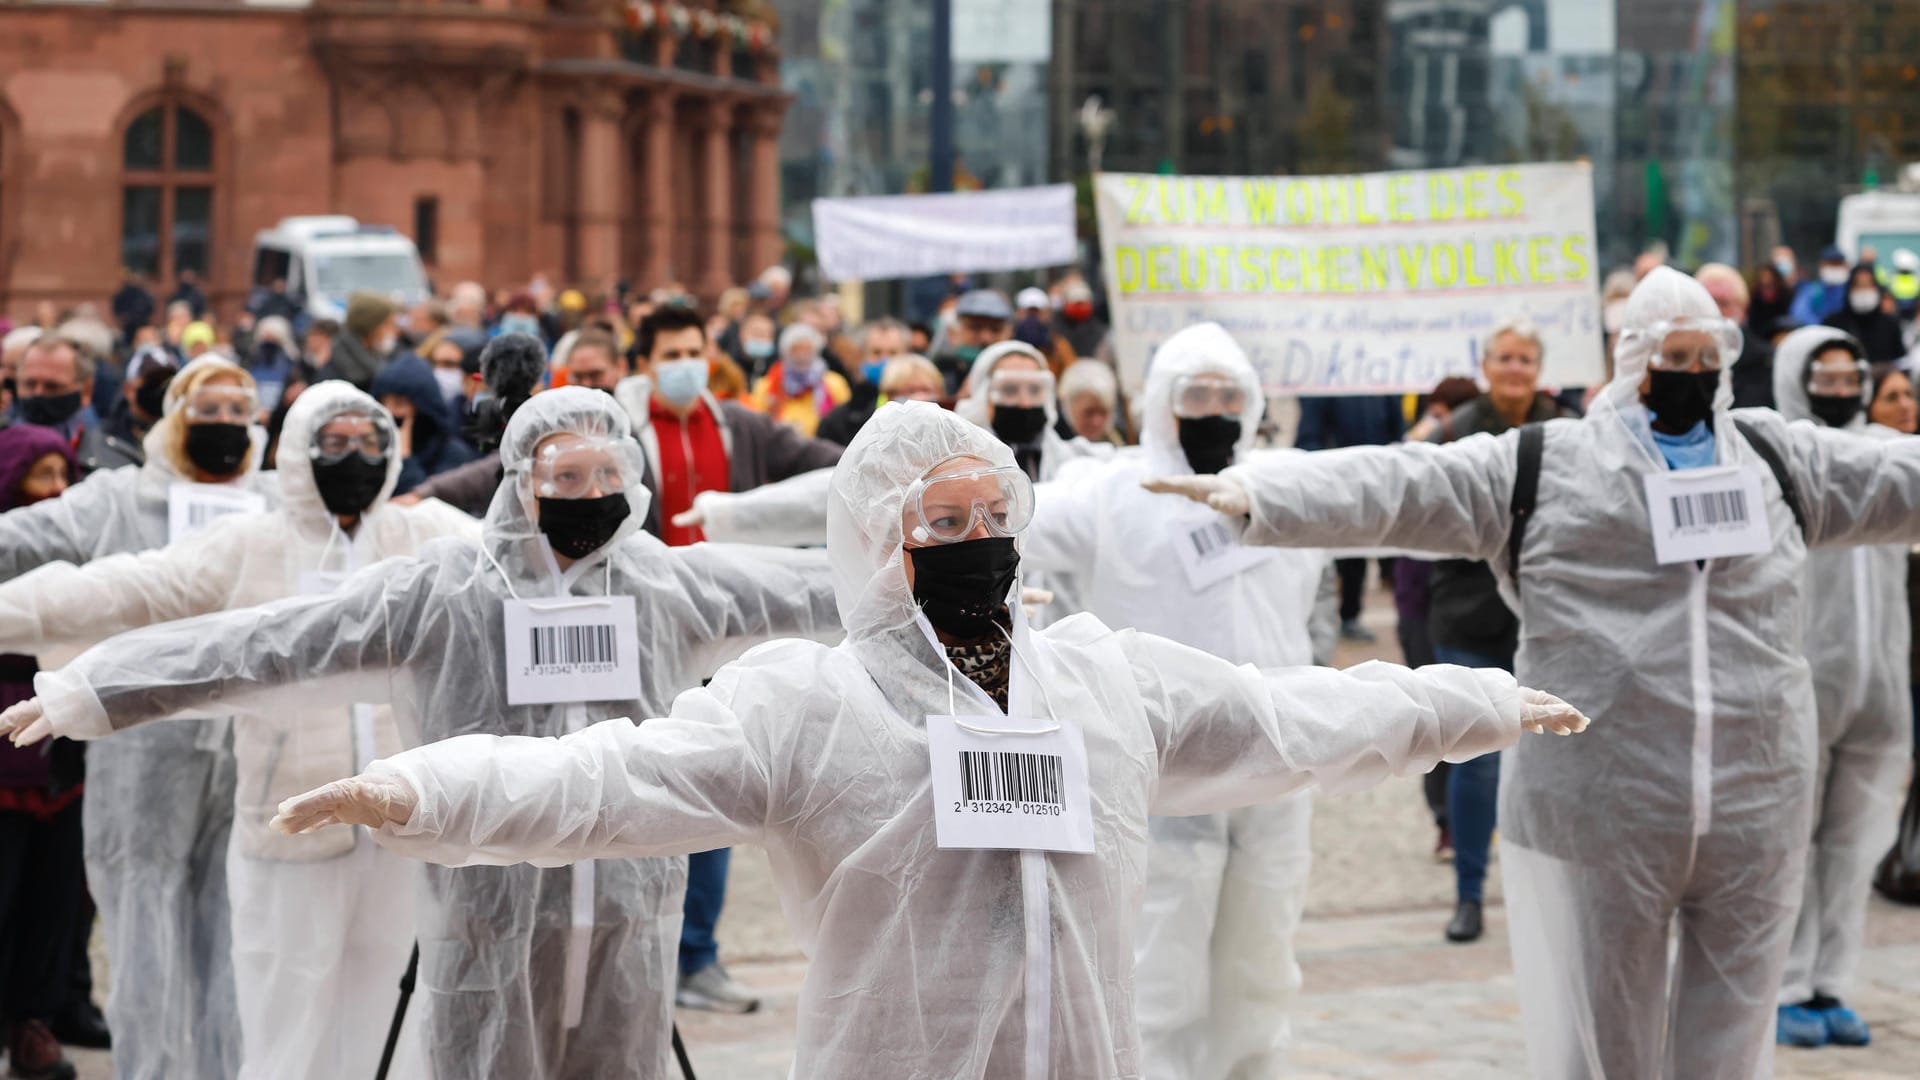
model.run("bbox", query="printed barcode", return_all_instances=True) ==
[188,504,219,527]
[1189,522,1231,558]
[958,750,1064,806]
[1670,489,1748,530]
[529,624,617,667]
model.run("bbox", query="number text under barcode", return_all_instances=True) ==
[1670,489,1748,530]
[958,750,1064,806]
[529,624,617,667]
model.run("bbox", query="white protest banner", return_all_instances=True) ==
[1095,162,1605,398]
[813,185,1077,283]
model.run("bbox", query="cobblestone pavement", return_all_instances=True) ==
[69,585,1920,1077]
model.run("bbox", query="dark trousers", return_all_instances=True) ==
[1336,557,1396,622]
[679,848,730,976]
[0,802,85,1021]
[1434,644,1514,904]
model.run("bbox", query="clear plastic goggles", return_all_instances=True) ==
[1807,354,1868,398]
[182,384,260,424]
[1170,373,1251,418]
[904,461,1035,545]
[1626,316,1743,373]
[309,412,394,464]
[531,434,629,499]
[987,369,1056,408]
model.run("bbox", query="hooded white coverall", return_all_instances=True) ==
[0,382,478,1078]
[1769,326,1914,1006]
[1193,267,1920,1077]
[1022,322,1328,1079]
[301,401,1544,1079]
[29,387,840,1079]
[0,357,277,1080]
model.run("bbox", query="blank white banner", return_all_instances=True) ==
[812,185,1077,283]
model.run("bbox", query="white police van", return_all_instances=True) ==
[250,216,430,323]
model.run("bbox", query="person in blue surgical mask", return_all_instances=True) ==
[612,303,844,1011]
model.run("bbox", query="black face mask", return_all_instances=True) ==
[909,536,1021,639]
[184,423,253,477]
[1643,370,1719,434]
[538,492,632,560]
[1807,394,1863,429]
[312,455,390,517]
[18,390,83,428]
[991,405,1049,446]
[1177,415,1242,475]
[134,376,173,422]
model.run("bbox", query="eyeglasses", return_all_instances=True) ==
[1627,316,1743,373]
[987,370,1055,408]
[531,436,629,499]
[311,424,393,464]
[183,386,260,424]
[1170,373,1250,418]
[904,462,1035,544]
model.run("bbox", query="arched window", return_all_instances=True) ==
[121,101,214,282]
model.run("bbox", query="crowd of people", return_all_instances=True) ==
[0,235,1912,1080]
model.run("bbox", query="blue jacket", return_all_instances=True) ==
[368,354,477,495]
[1294,394,1406,451]
[1789,280,1846,325]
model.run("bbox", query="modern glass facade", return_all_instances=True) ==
[775,0,1920,278]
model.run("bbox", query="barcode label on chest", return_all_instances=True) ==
[529,624,617,669]
[958,750,1064,807]
[1669,488,1748,530]
[1188,521,1232,559]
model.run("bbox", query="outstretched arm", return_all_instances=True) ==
[0,510,255,653]
[1130,629,1583,816]
[0,470,141,581]
[15,550,445,743]
[1146,432,1519,560]
[1763,413,1920,548]
[274,682,771,868]
[665,542,841,679]
[672,467,834,547]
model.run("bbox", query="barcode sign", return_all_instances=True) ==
[1670,488,1748,530]
[168,483,265,542]
[188,503,235,529]
[529,624,617,669]
[1642,465,1771,565]
[958,750,1064,806]
[501,596,642,706]
[1188,522,1233,559]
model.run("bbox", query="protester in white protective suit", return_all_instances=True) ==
[680,341,1112,622]
[1146,266,1920,1078]
[0,356,276,1080]
[0,382,477,1078]
[1019,322,1330,1079]
[1767,326,1914,1049]
[261,400,1588,1079]
[0,386,839,1080]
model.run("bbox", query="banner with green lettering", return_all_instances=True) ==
[1094,162,1604,398]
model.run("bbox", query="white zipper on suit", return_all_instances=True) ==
[1852,547,1873,706]
[1687,565,1714,837]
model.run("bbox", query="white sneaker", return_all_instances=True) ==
[676,962,761,1014]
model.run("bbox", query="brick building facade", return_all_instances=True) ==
[0,0,788,321]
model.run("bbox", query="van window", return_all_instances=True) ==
[309,252,426,300]
[253,246,290,288]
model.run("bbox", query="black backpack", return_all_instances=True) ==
[1506,416,1806,580]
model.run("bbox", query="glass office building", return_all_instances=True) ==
[776,0,1920,276]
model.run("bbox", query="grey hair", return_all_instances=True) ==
[1057,359,1118,407]
[855,317,910,354]
[25,333,97,389]
[1483,318,1545,363]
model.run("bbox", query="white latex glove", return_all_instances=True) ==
[1518,687,1590,736]
[670,505,705,530]
[1,699,52,748]
[271,772,419,835]
[1019,586,1055,619]
[1141,474,1251,517]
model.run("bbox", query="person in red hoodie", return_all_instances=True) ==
[613,302,844,1011]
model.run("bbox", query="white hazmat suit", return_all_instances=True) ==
[1148,267,1920,1078]
[1022,322,1327,1079]
[16,387,840,1079]
[270,400,1582,1079]
[0,382,478,1078]
[0,357,276,1080]
[1769,327,1914,1011]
